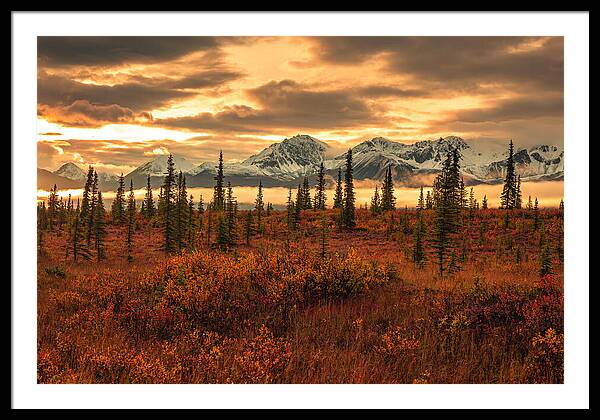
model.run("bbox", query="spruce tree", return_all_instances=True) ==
[370,186,381,216]
[244,210,254,245]
[417,186,425,211]
[425,190,433,209]
[295,184,302,226]
[459,177,468,209]
[300,176,312,210]
[144,174,155,218]
[413,209,426,268]
[225,182,237,245]
[47,184,59,231]
[94,190,106,261]
[37,203,46,256]
[332,168,343,209]
[539,242,553,277]
[500,139,517,210]
[533,197,540,230]
[286,188,296,231]
[213,150,225,211]
[342,149,356,229]
[482,195,488,210]
[86,171,98,247]
[527,195,533,211]
[314,162,327,210]
[175,171,189,251]
[111,173,126,224]
[430,152,461,276]
[80,166,94,222]
[255,181,264,233]
[186,195,196,250]
[215,213,230,250]
[380,166,396,211]
[70,206,91,261]
[162,155,177,253]
[126,180,136,262]
[515,175,522,209]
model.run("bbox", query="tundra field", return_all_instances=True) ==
[37,205,563,384]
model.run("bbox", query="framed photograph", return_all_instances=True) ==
[12,11,589,409]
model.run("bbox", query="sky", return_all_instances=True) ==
[37,36,564,175]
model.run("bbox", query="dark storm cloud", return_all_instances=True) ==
[357,85,428,98]
[311,36,563,92]
[38,72,195,112]
[38,36,221,67]
[153,80,396,133]
[443,96,564,124]
[39,69,242,110]
[38,100,152,127]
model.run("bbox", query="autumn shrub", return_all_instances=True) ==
[526,328,564,383]
[159,247,394,334]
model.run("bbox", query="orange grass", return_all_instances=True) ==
[37,208,563,383]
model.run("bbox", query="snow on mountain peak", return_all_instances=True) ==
[241,134,328,174]
[54,162,86,181]
[130,154,197,177]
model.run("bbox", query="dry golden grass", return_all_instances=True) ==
[37,208,563,384]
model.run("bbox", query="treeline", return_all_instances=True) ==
[37,141,562,275]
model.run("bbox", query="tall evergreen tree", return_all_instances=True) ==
[459,177,468,209]
[255,181,264,232]
[144,174,155,218]
[539,241,553,277]
[500,139,517,209]
[380,166,396,211]
[515,175,522,209]
[162,155,177,253]
[301,176,312,210]
[80,166,95,222]
[413,209,426,268]
[244,210,255,245]
[175,171,189,251]
[225,182,237,244]
[187,195,196,249]
[314,162,327,210]
[295,184,303,225]
[417,186,425,211]
[47,184,59,231]
[111,173,126,224]
[286,188,296,231]
[86,171,98,247]
[213,150,225,211]
[370,186,381,215]
[430,151,462,276]
[482,195,488,210]
[533,197,540,230]
[70,206,91,261]
[342,149,356,229]
[94,190,106,260]
[215,213,230,250]
[425,190,433,209]
[126,180,136,262]
[332,168,343,209]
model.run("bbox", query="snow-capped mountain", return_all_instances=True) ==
[242,134,328,176]
[54,162,87,181]
[54,162,119,186]
[43,135,563,190]
[126,154,197,178]
[325,136,563,185]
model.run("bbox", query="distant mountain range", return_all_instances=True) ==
[38,134,564,191]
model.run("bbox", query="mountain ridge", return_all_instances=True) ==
[41,134,564,190]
